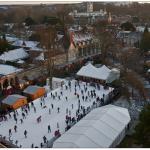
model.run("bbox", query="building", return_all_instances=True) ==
[0,48,29,62]
[69,2,107,25]
[116,31,142,47]
[2,94,27,110]
[23,85,46,101]
[0,64,22,95]
[76,63,120,84]
[53,104,131,148]
[68,29,101,61]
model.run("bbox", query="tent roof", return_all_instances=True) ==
[76,63,111,80]
[53,105,131,148]
[2,94,26,105]
[23,85,44,94]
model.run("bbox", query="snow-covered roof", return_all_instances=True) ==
[2,94,26,105]
[76,63,111,80]
[0,64,22,76]
[35,52,44,61]
[136,26,150,32]
[73,33,93,44]
[52,77,66,82]
[53,104,131,148]
[0,48,29,62]
[23,85,44,94]
[17,59,25,64]
[12,40,39,49]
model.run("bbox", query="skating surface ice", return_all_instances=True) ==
[0,80,113,148]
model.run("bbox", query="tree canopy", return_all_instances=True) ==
[24,16,36,26]
[120,22,136,31]
[134,104,150,147]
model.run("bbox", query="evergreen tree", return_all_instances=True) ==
[120,22,136,31]
[140,26,150,52]
[134,105,150,147]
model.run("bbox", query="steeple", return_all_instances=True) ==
[108,12,112,24]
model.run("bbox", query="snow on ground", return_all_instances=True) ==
[0,80,113,148]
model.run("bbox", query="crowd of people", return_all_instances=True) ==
[0,80,114,148]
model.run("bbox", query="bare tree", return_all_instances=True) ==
[38,25,57,90]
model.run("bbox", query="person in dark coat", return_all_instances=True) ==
[14,125,17,132]
[24,130,27,138]
[48,125,51,133]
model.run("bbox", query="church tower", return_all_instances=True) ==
[87,2,93,13]
[108,12,112,24]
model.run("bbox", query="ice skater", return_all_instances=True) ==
[31,144,34,148]
[9,129,12,136]
[43,136,47,143]
[49,108,51,114]
[14,125,17,132]
[24,130,27,138]
[48,125,51,133]
[34,107,36,113]
[65,96,68,101]
[20,119,23,124]
[57,107,60,113]
[57,122,59,129]
[14,118,17,124]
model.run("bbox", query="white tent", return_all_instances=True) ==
[76,63,115,82]
[53,105,131,148]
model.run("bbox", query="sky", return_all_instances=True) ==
[0,0,149,5]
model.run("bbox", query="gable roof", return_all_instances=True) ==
[0,48,29,62]
[53,105,131,148]
[0,64,22,75]
[2,94,26,105]
[76,63,111,80]
[23,85,44,94]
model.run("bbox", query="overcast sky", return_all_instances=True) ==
[0,0,149,5]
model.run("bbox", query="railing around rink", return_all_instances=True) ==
[0,134,18,148]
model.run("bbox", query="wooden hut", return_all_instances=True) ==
[2,94,27,110]
[23,85,46,101]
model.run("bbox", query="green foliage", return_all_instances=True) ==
[120,21,136,31]
[110,79,122,88]
[132,16,139,23]
[0,36,13,54]
[134,105,150,147]
[24,16,36,26]
[42,16,61,25]
[140,26,150,52]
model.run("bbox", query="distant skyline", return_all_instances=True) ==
[0,0,150,5]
